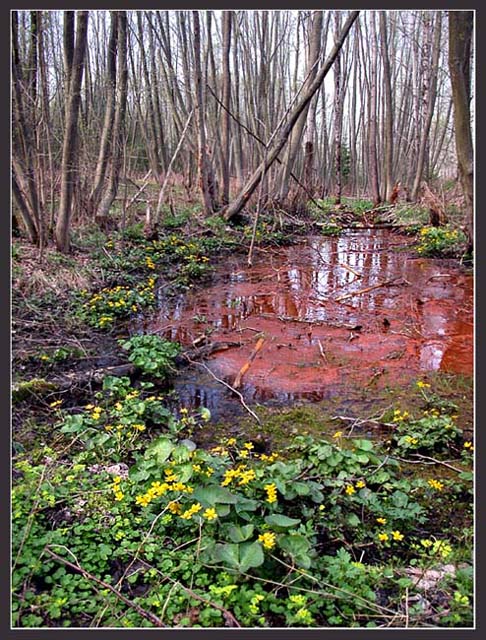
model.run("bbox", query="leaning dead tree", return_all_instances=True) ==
[221,10,360,222]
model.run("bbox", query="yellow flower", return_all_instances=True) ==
[356,480,365,488]
[345,485,355,496]
[49,400,63,408]
[243,442,254,450]
[167,501,182,515]
[180,502,202,520]
[264,483,278,504]
[258,531,276,550]
[238,449,249,459]
[376,517,387,525]
[378,533,389,542]
[416,381,431,389]
[226,437,237,446]
[391,530,404,541]
[463,441,473,450]
[203,507,217,521]
[333,431,343,439]
[428,479,444,491]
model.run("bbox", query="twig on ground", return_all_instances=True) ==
[43,547,167,627]
[183,355,261,424]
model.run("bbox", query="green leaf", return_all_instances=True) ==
[264,514,301,529]
[175,463,193,483]
[172,444,192,463]
[391,490,409,508]
[225,524,254,543]
[179,439,197,452]
[192,485,238,506]
[239,541,264,572]
[146,436,174,464]
[354,439,374,452]
[213,541,264,573]
[294,482,310,496]
[278,534,311,567]
[235,497,259,512]
[346,513,361,527]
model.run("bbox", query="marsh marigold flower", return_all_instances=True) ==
[258,531,276,550]
[264,483,277,504]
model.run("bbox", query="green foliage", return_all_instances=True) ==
[416,226,467,257]
[58,376,174,461]
[75,278,157,329]
[12,378,473,627]
[119,334,181,379]
[319,222,342,236]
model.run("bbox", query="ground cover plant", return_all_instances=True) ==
[12,376,473,628]
[12,194,473,629]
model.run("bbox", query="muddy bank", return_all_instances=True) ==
[146,230,472,415]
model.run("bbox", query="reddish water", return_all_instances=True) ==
[148,230,473,412]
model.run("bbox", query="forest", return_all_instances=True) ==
[12,9,474,629]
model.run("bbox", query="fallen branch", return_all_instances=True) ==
[339,263,362,278]
[233,336,265,389]
[335,278,401,302]
[317,339,327,363]
[43,547,166,627]
[183,355,260,424]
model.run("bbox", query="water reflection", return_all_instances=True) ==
[147,230,472,405]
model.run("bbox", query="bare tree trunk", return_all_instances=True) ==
[379,11,394,202]
[55,10,89,253]
[277,10,323,203]
[193,10,218,215]
[11,10,42,245]
[88,11,118,217]
[97,11,128,220]
[333,12,344,204]
[449,11,473,253]
[220,11,233,205]
[222,10,359,221]
[368,13,381,206]
[411,13,441,200]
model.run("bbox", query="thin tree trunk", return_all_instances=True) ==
[368,13,381,206]
[448,11,473,253]
[55,10,89,253]
[97,11,128,220]
[222,10,359,221]
[193,10,218,215]
[380,11,394,202]
[221,11,233,205]
[277,10,323,203]
[411,13,441,200]
[88,11,118,217]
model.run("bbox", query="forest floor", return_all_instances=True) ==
[11,194,474,629]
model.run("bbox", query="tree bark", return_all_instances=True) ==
[448,11,473,253]
[411,13,441,200]
[55,10,89,253]
[277,10,323,203]
[193,10,218,215]
[88,11,118,218]
[379,11,394,202]
[220,11,233,205]
[96,11,128,220]
[221,10,359,221]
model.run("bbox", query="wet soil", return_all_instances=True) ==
[147,230,473,418]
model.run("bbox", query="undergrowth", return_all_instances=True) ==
[12,374,473,628]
